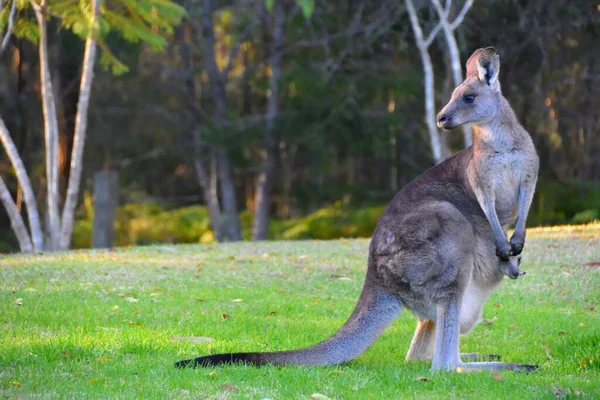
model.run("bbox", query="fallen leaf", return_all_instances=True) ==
[545,345,552,359]
[10,380,21,388]
[558,331,568,336]
[61,351,73,359]
[483,316,498,326]
[583,262,600,267]
[125,297,139,303]
[221,313,228,320]
[415,376,430,382]
[267,311,277,316]
[310,394,332,400]
[171,336,215,343]
[232,299,243,302]
[338,277,353,281]
[15,298,23,306]
[221,384,239,392]
[209,371,216,377]
[97,356,112,362]
[491,372,504,382]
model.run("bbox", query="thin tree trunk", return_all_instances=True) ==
[59,0,100,250]
[0,175,33,252]
[252,2,284,240]
[0,116,44,251]
[201,0,241,241]
[431,0,474,147]
[406,0,445,163]
[218,150,242,241]
[33,0,61,250]
[175,13,223,241]
[192,156,223,241]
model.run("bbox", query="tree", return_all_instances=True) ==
[431,0,473,147]
[59,0,101,250]
[405,0,473,163]
[175,0,223,241]
[252,0,285,240]
[0,0,185,251]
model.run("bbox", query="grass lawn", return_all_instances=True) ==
[1,224,599,399]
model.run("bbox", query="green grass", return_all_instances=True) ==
[1,224,599,399]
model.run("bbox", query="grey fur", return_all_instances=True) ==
[175,48,539,372]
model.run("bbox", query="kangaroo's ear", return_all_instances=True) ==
[475,47,500,89]
[465,48,484,78]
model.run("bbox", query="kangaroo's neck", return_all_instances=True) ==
[472,96,525,153]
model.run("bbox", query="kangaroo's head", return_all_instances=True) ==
[437,47,502,130]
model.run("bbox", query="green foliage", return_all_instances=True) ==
[64,179,600,250]
[530,180,600,226]
[1,0,186,75]
[71,202,385,248]
[297,0,314,18]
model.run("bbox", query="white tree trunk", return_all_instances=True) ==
[59,0,100,250]
[0,174,33,252]
[406,0,444,163]
[0,116,44,251]
[33,0,61,250]
[432,0,474,147]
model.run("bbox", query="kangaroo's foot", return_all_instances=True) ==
[461,361,538,372]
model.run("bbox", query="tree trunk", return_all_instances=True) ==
[59,0,100,250]
[218,150,242,241]
[33,0,61,250]
[0,175,33,252]
[432,0,474,147]
[252,2,284,241]
[201,0,242,241]
[192,156,223,241]
[406,0,446,163]
[175,14,223,241]
[0,116,44,251]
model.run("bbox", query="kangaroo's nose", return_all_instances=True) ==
[437,114,447,124]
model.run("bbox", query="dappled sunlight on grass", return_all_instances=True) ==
[0,225,598,398]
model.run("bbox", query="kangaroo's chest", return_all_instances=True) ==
[481,151,526,226]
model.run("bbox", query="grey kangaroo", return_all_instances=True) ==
[175,47,539,372]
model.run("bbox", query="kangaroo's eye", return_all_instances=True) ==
[463,94,475,104]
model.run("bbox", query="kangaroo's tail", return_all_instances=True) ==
[174,282,402,368]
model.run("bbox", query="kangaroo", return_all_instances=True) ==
[175,47,539,372]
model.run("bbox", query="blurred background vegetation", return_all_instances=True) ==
[0,0,598,252]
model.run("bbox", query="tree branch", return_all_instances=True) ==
[449,0,474,30]
[222,17,259,78]
[0,0,17,54]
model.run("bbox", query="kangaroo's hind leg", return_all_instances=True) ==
[406,320,500,362]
